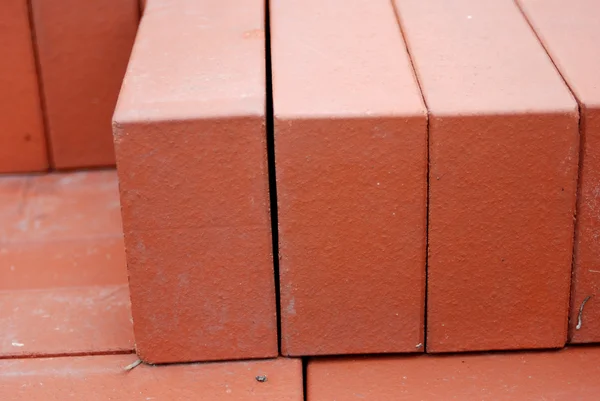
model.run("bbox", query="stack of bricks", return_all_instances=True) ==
[2,0,600,398]
[114,0,598,364]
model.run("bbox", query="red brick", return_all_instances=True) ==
[308,347,600,400]
[394,0,579,352]
[517,0,600,344]
[0,171,133,357]
[0,0,47,173]
[113,0,276,363]
[0,356,303,400]
[31,0,138,169]
[272,0,427,356]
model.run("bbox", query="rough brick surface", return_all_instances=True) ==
[272,0,427,356]
[518,0,600,343]
[395,0,579,352]
[0,356,303,400]
[113,0,277,363]
[308,347,600,400]
[0,171,133,357]
[31,0,138,169]
[0,0,47,173]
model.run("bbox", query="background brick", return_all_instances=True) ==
[0,0,47,173]
[31,0,138,169]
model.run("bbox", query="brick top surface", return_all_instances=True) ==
[271,0,425,119]
[395,0,577,116]
[114,0,265,123]
[519,0,600,108]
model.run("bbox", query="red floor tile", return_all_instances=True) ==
[0,285,132,357]
[31,0,138,169]
[308,347,600,400]
[0,355,303,400]
[0,0,48,173]
[0,171,133,358]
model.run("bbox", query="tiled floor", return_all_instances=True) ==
[0,171,133,358]
[1,170,600,400]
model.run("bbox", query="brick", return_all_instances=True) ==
[394,0,579,352]
[0,0,47,173]
[0,171,133,357]
[0,356,303,400]
[113,0,276,363]
[272,0,427,356]
[517,0,600,344]
[308,347,600,400]
[31,0,138,169]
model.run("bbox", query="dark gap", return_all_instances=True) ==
[26,0,53,170]
[302,357,308,401]
[264,0,282,353]
[390,0,431,352]
[0,349,134,361]
[514,0,583,341]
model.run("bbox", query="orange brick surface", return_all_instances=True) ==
[113,0,277,363]
[518,0,600,344]
[395,0,579,352]
[0,171,133,357]
[0,356,303,401]
[0,0,47,173]
[31,0,138,169]
[308,347,600,400]
[272,0,427,356]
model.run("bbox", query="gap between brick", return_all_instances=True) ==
[390,0,431,353]
[264,0,282,354]
[25,0,53,170]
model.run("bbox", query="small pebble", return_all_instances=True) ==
[255,375,268,383]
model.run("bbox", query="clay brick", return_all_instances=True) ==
[308,347,600,400]
[0,356,303,400]
[0,171,133,357]
[394,0,579,352]
[31,0,138,169]
[0,0,47,173]
[113,0,277,363]
[272,0,427,356]
[517,0,600,344]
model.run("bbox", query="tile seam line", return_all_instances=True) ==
[0,283,129,295]
[25,0,53,170]
[0,349,134,361]
[513,0,582,343]
[390,0,430,353]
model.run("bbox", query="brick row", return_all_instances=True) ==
[113,0,596,361]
